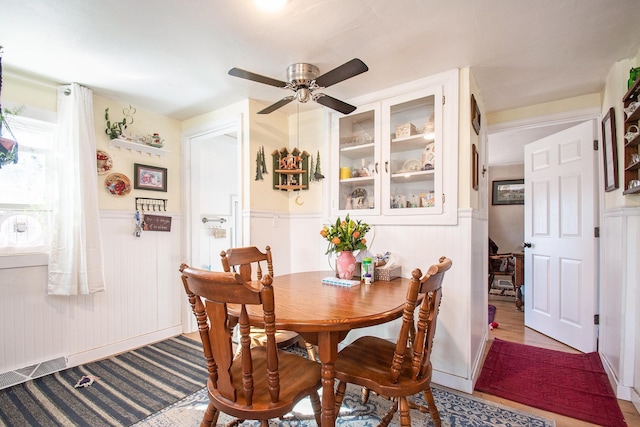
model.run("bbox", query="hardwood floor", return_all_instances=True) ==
[477,298,640,426]
[183,297,640,426]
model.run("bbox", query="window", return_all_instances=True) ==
[0,115,56,256]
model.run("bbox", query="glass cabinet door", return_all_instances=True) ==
[382,86,443,216]
[333,104,380,216]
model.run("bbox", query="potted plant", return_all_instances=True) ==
[0,106,22,168]
[320,214,370,279]
[104,105,136,139]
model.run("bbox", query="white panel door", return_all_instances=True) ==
[524,121,598,353]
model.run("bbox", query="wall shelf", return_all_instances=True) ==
[109,138,169,157]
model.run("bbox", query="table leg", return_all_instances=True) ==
[317,331,339,427]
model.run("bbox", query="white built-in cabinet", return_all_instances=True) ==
[330,70,458,225]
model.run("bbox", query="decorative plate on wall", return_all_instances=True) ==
[104,173,131,196]
[96,150,113,174]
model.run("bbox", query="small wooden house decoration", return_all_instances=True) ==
[271,147,309,191]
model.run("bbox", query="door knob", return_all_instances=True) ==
[523,242,532,248]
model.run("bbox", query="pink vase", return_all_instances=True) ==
[336,251,357,279]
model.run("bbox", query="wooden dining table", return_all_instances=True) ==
[235,270,412,427]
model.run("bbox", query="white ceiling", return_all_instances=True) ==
[2,0,640,163]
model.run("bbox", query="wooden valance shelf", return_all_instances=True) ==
[109,138,169,157]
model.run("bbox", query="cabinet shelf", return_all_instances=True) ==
[275,169,306,174]
[275,184,307,191]
[340,176,375,184]
[390,169,435,183]
[339,142,375,158]
[109,138,169,157]
[391,134,435,152]
[623,80,640,195]
[623,186,640,195]
[625,160,640,171]
[625,134,640,147]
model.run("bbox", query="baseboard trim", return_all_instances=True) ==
[66,326,183,368]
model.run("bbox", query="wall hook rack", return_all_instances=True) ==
[136,197,167,212]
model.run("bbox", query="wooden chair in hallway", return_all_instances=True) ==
[180,264,322,427]
[333,256,452,427]
[220,246,317,360]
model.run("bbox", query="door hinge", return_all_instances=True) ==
[594,227,600,238]
[594,314,599,325]
[442,95,445,105]
[442,193,445,203]
[593,140,598,150]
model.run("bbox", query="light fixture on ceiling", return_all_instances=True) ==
[253,0,287,12]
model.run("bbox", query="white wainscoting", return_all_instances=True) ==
[600,207,640,402]
[246,209,484,394]
[0,211,183,384]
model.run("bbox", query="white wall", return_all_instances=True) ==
[0,213,183,381]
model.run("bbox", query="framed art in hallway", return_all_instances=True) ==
[134,163,167,192]
[602,107,618,192]
[492,179,524,205]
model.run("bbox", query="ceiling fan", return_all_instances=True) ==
[228,58,368,115]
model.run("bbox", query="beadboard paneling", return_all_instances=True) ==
[0,212,183,377]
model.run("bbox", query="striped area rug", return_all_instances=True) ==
[0,336,206,426]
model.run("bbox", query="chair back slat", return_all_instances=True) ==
[221,246,273,281]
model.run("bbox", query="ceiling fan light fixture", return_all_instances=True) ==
[296,87,311,103]
[253,0,287,12]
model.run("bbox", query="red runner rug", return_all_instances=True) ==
[475,338,626,427]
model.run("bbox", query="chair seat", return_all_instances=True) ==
[334,336,432,398]
[210,346,321,420]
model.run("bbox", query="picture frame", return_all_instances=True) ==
[134,163,167,192]
[471,94,481,135]
[472,143,479,190]
[492,179,524,205]
[602,107,619,192]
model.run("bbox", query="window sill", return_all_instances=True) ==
[0,253,49,269]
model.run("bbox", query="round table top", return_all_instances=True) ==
[241,270,412,333]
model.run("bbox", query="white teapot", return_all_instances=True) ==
[625,125,639,142]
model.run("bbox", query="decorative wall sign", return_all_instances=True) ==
[134,163,167,192]
[143,214,172,231]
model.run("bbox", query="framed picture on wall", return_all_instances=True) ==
[492,179,524,205]
[134,163,167,192]
[602,107,619,192]
[471,94,481,135]
[472,144,479,190]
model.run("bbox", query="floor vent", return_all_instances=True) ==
[0,357,68,390]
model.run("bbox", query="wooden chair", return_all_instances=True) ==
[488,238,516,293]
[179,264,322,427]
[220,246,317,360]
[333,256,452,427]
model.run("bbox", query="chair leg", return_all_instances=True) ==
[259,421,269,427]
[200,401,219,427]
[397,397,411,427]
[361,386,370,404]
[335,381,347,412]
[378,400,398,427]
[422,387,441,427]
[304,340,317,361]
[309,390,322,425]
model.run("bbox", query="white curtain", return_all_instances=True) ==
[48,83,105,295]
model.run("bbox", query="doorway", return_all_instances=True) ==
[183,117,243,272]
[487,110,600,351]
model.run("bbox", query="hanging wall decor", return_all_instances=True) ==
[271,147,309,191]
[0,46,19,168]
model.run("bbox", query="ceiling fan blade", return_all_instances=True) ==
[228,67,288,88]
[257,96,295,114]
[314,94,357,115]
[314,58,368,88]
